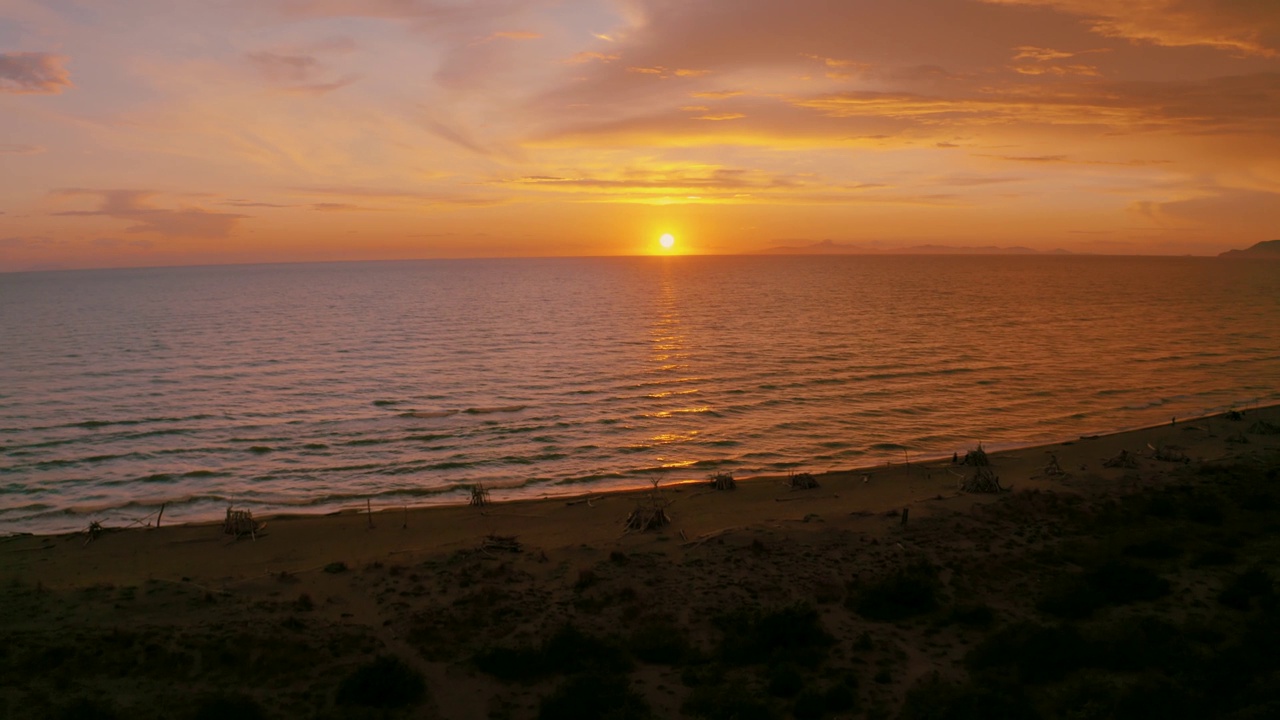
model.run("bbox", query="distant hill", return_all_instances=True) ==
[759,239,1072,255]
[1218,239,1280,259]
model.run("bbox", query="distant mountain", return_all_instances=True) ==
[759,239,1072,255]
[1218,239,1280,259]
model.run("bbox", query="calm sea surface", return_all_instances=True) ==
[2,256,1278,534]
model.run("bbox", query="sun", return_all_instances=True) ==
[659,233,676,250]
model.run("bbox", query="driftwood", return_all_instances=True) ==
[625,480,672,533]
[223,507,264,540]
[1148,443,1189,463]
[82,521,104,547]
[469,484,491,508]
[480,534,522,553]
[960,467,1007,493]
[788,472,820,490]
[708,471,736,491]
[1103,449,1139,469]
[625,505,671,532]
[1248,420,1280,435]
[1043,453,1067,477]
[961,444,990,467]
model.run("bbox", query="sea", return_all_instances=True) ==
[2,255,1278,535]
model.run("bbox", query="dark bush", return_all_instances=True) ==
[716,604,832,666]
[57,698,121,720]
[823,680,858,713]
[474,644,543,682]
[680,662,726,688]
[1192,547,1237,567]
[1093,617,1193,674]
[682,682,780,720]
[899,674,1038,720]
[853,562,941,621]
[542,623,632,675]
[335,655,427,709]
[1040,560,1169,618]
[949,603,995,628]
[1186,496,1225,525]
[969,622,1094,684]
[1145,493,1178,518]
[1122,537,1182,559]
[1089,560,1170,604]
[1219,568,1275,611]
[766,663,804,697]
[629,618,692,664]
[537,673,651,720]
[792,689,826,720]
[475,623,631,681]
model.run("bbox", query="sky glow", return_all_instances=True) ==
[2,0,1279,270]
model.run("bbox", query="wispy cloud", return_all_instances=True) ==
[0,52,72,94]
[981,0,1280,57]
[246,51,355,95]
[49,190,246,239]
[0,143,46,155]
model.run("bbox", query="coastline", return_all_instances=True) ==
[3,405,1279,719]
[5,404,1279,588]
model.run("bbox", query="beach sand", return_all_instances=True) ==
[3,407,1279,719]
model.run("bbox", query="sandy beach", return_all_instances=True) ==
[3,406,1279,719]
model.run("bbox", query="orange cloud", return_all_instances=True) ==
[0,52,72,94]
[982,0,1280,56]
[49,190,246,239]
[567,51,620,64]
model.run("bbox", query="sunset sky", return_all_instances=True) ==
[2,0,1278,271]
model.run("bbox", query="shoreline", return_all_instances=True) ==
[10,402,1276,543]
[5,404,1278,590]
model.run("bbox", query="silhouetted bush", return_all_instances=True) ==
[1192,547,1237,567]
[57,698,121,720]
[1122,537,1182,559]
[683,682,780,720]
[899,674,1038,720]
[968,622,1093,684]
[475,623,631,681]
[537,673,651,720]
[1219,567,1275,611]
[628,618,692,664]
[716,604,832,666]
[766,663,804,697]
[948,603,995,628]
[335,655,427,709]
[1039,560,1169,618]
[853,561,941,621]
